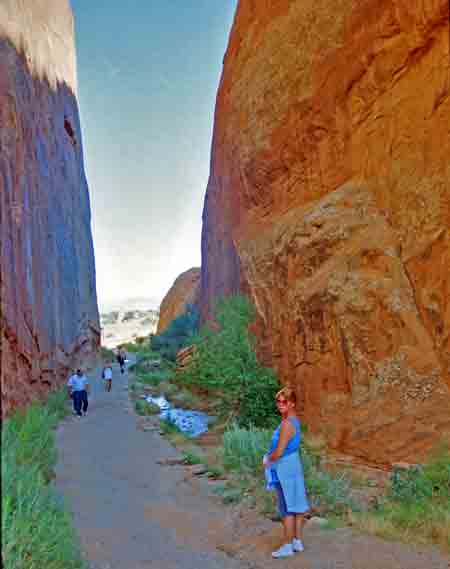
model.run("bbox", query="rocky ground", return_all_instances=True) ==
[54,362,450,569]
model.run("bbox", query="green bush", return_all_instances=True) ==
[388,446,450,503]
[132,352,165,374]
[2,391,84,569]
[134,399,160,416]
[182,450,205,465]
[151,304,199,361]
[179,295,279,427]
[137,368,171,386]
[360,444,450,549]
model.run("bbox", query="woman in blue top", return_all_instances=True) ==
[264,386,309,558]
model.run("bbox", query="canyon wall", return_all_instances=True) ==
[157,268,201,334]
[0,0,100,416]
[201,0,450,464]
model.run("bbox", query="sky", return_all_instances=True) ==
[70,1,238,311]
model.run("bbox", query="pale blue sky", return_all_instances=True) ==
[71,1,237,309]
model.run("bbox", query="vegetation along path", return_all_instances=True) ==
[55,361,450,569]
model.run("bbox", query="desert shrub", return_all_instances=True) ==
[222,424,272,473]
[134,399,160,416]
[357,444,450,550]
[389,446,450,503]
[179,295,279,427]
[182,450,206,465]
[137,368,172,386]
[151,304,200,361]
[2,391,84,569]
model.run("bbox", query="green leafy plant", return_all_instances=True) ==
[179,295,279,427]
[134,399,160,416]
[353,444,450,550]
[182,450,205,465]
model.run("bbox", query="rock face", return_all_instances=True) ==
[157,268,201,334]
[0,0,100,417]
[201,0,450,464]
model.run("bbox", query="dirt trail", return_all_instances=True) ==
[55,362,450,569]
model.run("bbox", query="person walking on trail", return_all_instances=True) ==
[102,363,113,392]
[117,348,126,374]
[263,386,310,559]
[67,368,90,417]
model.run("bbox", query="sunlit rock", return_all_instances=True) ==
[157,267,201,334]
[200,0,450,464]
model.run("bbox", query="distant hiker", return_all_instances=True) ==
[263,386,309,558]
[117,348,126,374]
[67,368,90,417]
[102,363,113,392]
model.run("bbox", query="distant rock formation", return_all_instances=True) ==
[157,268,201,334]
[200,0,450,464]
[0,0,100,417]
[100,309,159,349]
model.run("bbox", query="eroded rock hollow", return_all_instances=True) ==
[0,0,100,417]
[201,0,450,464]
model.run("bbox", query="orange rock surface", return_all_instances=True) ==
[200,0,450,464]
[157,268,201,334]
[0,0,100,417]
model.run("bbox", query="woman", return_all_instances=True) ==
[264,386,309,558]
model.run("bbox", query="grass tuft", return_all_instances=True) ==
[2,390,85,569]
[134,399,160,416]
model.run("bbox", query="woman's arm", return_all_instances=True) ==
[268,420,295,462]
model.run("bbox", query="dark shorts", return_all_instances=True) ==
[274,482,293,518]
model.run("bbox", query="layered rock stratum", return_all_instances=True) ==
[0,0,100,417]
[201,0,450,464]
[157,268,201,334]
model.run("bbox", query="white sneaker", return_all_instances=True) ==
[292,538,304,552]
[272,543,294,558]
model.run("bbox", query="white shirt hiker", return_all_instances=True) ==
[103,367,113,380]
[68,373,89,392]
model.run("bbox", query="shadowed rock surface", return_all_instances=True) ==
[0,0,99,417]
[200,0,450,464]
[157,267,201,334]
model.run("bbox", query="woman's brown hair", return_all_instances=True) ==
[275,386,297,405]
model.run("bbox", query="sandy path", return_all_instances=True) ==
[54,361,245,569]
[54,361,450,569]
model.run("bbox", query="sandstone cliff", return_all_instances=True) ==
[201,0,450,464]
[0,0,100,416]
[157,268,201,334]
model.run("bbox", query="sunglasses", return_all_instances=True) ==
[276,398,289,405]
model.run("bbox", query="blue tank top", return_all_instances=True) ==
[268,417,301,483]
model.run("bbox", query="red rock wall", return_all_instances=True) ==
[201,0,450,464]
[157,268,201,334]
[0,0,100,417]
